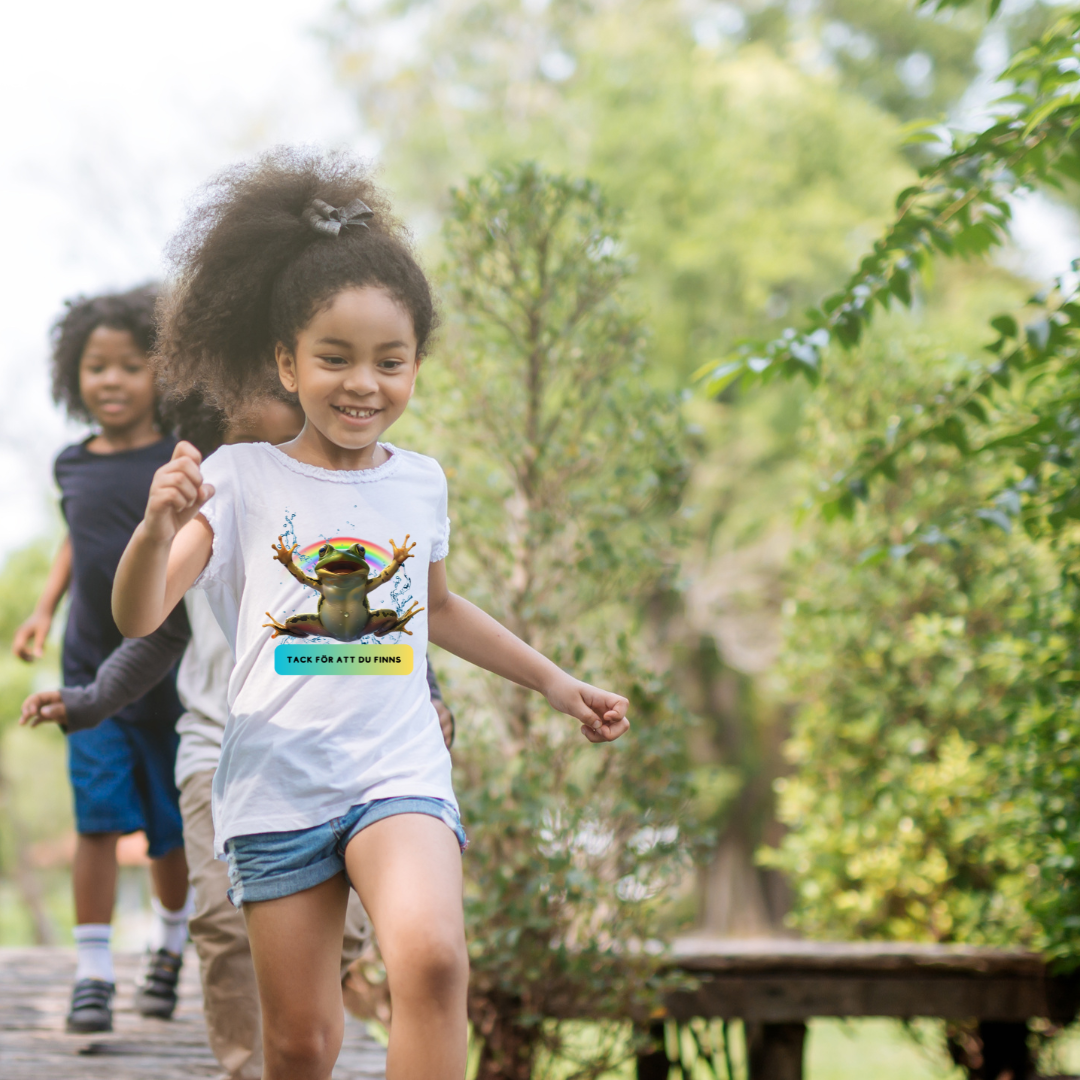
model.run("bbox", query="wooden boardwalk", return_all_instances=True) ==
[0,948,387,1080]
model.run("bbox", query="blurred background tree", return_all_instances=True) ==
[692,0,1080,992]
[328,0,1072,941]
[399,162,715,1080]
[0,542,69,945]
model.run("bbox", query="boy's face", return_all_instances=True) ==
[274,286,419,454]
[78,327,156,435]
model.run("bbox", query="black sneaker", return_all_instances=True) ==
[66,977,115,1033]
[134,948,183,1019]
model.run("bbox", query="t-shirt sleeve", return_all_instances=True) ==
[193,448,242,590]
[430,463,451,563]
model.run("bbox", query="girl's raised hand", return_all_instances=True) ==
[544,676,630,743]
[144,441,215,543]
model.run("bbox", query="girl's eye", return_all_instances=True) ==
[320,355,347,366]
[377,359,405,371]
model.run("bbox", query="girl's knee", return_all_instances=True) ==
[393,926,469,999]
[265,1016,342,1074]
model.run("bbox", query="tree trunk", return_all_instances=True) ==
[475,1015,539,1080]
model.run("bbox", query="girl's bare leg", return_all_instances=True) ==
[244,874,350,1080]
[345,814,468,1080]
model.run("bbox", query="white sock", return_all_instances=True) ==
[148,889,194,956]
[73,923,114,984]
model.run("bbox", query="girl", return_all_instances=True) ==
[13,286,192,1033]
[22,389,450,1080]
[112,150,629,1080]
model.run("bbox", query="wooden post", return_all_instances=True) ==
[635,1021,669,1080]
[977,1021,1029,1080]
[746,1021,806,1080]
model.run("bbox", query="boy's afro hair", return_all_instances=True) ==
[155,147,437,413]
[51,284,160,423]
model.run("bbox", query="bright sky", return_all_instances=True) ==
[0,0,360,559]
[0,0,1075,568]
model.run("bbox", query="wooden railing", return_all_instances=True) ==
[637,938,1080,1080]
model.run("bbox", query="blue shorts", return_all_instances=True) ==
[225,796,466,907]
[67,715,184,858]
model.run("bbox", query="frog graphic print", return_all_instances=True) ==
[263,535,423,641]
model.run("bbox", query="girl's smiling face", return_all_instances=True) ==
[274,286,420,469]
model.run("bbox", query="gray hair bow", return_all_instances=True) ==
[302,198,373,237]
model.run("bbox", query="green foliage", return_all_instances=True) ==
[328,0,917,384]
[761,326,1051,945]
[700,9,1080,528]
[0,543,54,736]
[429,164,710,1079]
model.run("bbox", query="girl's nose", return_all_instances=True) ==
[342,368,379,395]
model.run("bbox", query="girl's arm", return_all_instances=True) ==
[113,441,215,638]
[21,601,192,732]
[13,534,73,661]
[426,560,629,743]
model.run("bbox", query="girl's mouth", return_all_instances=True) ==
[332,404,381,422]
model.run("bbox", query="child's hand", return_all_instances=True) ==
[12,612,51,662]
[144,441,215,542]
[545,675,630,743]
[20,689,67,727]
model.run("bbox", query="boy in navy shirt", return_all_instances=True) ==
[14,286,189,1033]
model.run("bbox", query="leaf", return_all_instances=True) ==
[990,315,1018,338]
[976,508,1013,533]
[697,360,745,395]
[890,269,912,306]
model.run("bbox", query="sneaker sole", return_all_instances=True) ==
[66,1015,113,1033]
[134,994,177,1019]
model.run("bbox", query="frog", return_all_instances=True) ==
[262,534,424,641]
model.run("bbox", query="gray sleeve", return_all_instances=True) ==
[60,602,192,734]
[426,654,443,702]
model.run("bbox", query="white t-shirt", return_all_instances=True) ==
[195,441,454,853]
[174,590,232,787]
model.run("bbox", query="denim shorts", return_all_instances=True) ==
[224,796,466,907]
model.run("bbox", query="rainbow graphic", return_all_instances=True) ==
[295,537,393,576]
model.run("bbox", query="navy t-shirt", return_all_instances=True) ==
[55,436,182,727]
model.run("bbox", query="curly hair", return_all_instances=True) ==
[50,284,160,423]
[159,390,228,457]
[155,148,437,413]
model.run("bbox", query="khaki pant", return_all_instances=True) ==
[180,769,370,1080]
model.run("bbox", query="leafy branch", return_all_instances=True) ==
[697,12,1080,523]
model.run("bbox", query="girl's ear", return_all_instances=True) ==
[408,356,422,400]
[275,343,299,394]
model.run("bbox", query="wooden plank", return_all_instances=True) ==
[666,973,1061,1023]
[671,937,1046,976]
[0,948,387,1080]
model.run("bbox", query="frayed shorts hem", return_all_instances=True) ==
[225,796,465,907]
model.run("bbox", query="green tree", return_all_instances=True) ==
[416,163,711,1080]
[327,0,920,384]
[761,316,1047,948]
[328,0,943,936]
[699,0,1080,970]
[0,541,65,944]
